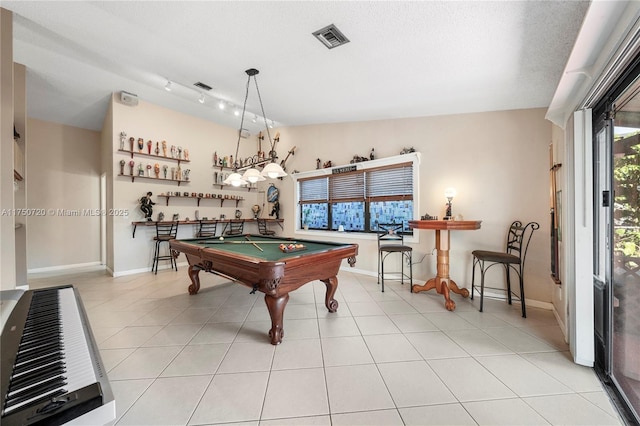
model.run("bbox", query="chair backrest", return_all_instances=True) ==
[226,219,244,235]
[156,221,178,239]
[257,218,271,234]
[377,223,405,249]
[505,221,539,266]
[197,220,217,237]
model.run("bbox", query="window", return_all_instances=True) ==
[296,153,419,233]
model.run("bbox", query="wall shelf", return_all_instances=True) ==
[118,149,190,165]
[213,183,257,192]
[157,195,243,207]
[118,173,189,186]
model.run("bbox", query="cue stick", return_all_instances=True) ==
[244,236,264,252]
[206,240,294,244]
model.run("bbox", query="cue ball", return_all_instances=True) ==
[219,237,224,240]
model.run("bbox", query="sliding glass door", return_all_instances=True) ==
[594,65,640,424]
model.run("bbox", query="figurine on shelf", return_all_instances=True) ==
[316,158,321,169]
[137,138,144,153]
[177,146,183,159]
[129,160,135,175]
[129,137,135,152]
[229,155,234,168]
[323,160,332,168]
[223,156,228,167]
[162,165,168,179]
[154,163,160,178]
[155,141,160,156]
[119,159,125,175]
[370,148,375,160]
[146,163,152,177]
[213,151,218,165]
[139,192,155,221]
[176,166,182,181]
[147,140,152,155]
[252,204,261,219]
[170,145,176,158]
[119,132,126,150]
[269,200,280,220]
[157,212,164,222]
[183,169,190,181]
[138,163,144,176]
[184,149,189,161]
[171,167,176,180]
[162,140,167,157]
[400,147,416,155]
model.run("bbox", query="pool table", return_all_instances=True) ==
[169,235,358,344]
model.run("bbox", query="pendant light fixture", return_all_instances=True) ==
[224,68,287,187]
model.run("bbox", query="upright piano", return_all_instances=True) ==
[1,285,115,425]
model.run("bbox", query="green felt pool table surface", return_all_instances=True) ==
[179,235,348,261]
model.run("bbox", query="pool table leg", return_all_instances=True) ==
[187,264,202,295]
[265,293,289,345]
[321,276,339,312]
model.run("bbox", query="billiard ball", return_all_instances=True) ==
[219,236,224,240]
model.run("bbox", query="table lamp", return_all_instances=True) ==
[444,187,456,220]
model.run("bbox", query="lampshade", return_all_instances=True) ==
[444,187,457,199]
[223,172,246,187]
[242,168,266,183]
[261,162,287,179]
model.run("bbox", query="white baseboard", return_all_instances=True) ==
[28,261,103,274]
[111,261,190,277]
[552,304,569,343]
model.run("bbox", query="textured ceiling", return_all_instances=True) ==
[4,1,590,133]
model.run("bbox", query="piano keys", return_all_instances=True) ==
[1,285,115,425]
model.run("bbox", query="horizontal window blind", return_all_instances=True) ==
[366,162,413,200]
[299,177,328,203]
[330,171,364,202]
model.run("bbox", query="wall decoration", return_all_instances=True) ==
[139,191,155,221]
[550,143,562,285]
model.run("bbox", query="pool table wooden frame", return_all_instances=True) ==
[170,235,358,344]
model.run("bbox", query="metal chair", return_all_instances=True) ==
[377,223,413,292]
[471,220,539,317]
[257,218,275,236]
[196,220,217,237]
[152,221,179,274]
[225,219,244,236]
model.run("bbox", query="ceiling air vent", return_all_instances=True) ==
[194,82,213,91]
[313,24,350,49]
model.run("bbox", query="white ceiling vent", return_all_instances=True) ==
[313,24,350,49]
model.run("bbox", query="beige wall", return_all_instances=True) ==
[109,95,263,274]
[26,118,101,270]
[1,8,16,289]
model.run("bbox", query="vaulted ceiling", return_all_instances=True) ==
[4,1,590,133]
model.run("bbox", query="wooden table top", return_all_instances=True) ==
[408,220,482,231]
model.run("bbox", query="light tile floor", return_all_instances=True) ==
[28,267,624,425]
